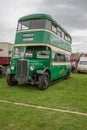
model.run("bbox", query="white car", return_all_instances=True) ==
[77,57,87,73]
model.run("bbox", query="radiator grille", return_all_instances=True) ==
[16,59,28,82]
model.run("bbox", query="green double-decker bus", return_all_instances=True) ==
[7,13,72,90]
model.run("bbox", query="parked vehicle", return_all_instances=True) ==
[7,14,72,90]
[0,42,13,76]
[77,57,87,73]
[0,65,3,78]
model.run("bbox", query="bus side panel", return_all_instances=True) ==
[50,65,68,81]
[15,30,71,52]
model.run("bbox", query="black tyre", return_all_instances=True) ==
[38,72,50,90]
[65,70,71,79]
[7,74,18,86]
[0,70,3,78]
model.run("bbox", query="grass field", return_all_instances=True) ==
[0,73,87,130]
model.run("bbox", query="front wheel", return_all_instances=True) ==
[7,74,18,86]
[38,72,50,90]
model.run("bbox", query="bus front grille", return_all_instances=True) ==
[16,59,28,82]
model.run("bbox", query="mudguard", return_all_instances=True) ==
[37,68,50,75]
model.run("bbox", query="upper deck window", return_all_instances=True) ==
[57,27,62,37]
[65,35,71,42]
[45,20,51,30]
[67,37,71,42]
[62,31,65,39]
[17,19,44,30]
[30,19,44,29]
[52,24,57,33]
[17,21,30,31]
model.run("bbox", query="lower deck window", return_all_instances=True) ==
[52,52,69,62]
[37,50,50,58]
[25,48,33,57]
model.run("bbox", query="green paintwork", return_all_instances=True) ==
[10,56,51,77]
[15,30,71,52]
[50,65,68,81]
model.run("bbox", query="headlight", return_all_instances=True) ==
[30,66,34,71]
[11,65,15,70]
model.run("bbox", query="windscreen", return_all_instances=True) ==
[25,46,50,58]
[13,47,25,57]
[17,19,44,31]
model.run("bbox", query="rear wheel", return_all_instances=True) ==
[7,74,18,86]
[65,70,71,79]
[38,72,50,90]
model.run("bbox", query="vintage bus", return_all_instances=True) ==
[7,13,72,90]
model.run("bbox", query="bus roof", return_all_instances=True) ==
[18,13,71,37]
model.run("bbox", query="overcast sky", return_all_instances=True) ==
[0,0,87,53]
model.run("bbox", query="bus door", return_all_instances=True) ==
[50,52,66,81]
